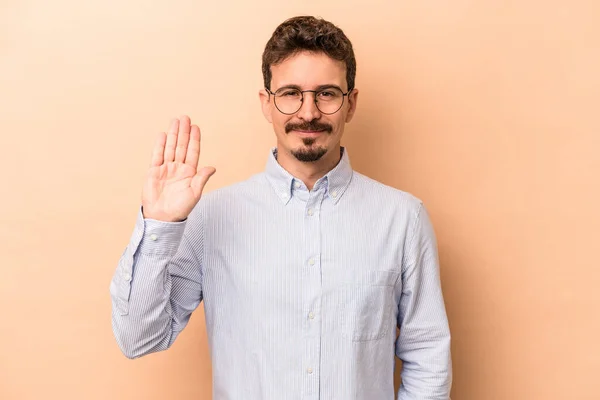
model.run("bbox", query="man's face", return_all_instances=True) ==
[260,51,358,163]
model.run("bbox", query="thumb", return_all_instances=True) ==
[191,166,216,198]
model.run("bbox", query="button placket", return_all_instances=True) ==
[302,185,325,396]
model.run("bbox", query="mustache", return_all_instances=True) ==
[285,121,333,134]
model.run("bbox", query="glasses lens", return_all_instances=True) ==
[315,87,344,114]
[274,88,302,114]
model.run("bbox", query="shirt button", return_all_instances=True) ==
[308,311,315,319]
[307,367,313,374]
[149,234,158,241]
[123,273,131,282]
[331,191,338,198]
[280,192,287,199]
[294,182,301,189]
[308,258,315,266]
[307,209,314,216]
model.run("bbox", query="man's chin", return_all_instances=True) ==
[291,145,328,162]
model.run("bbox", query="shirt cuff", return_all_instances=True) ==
[136,206,188,256]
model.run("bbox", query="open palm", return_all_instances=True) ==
[142,116,216,222]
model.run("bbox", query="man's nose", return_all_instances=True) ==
[296,92,321,121]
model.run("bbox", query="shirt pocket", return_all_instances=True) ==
[324,268,400,342]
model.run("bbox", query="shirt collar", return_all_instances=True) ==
[264,146,353,205]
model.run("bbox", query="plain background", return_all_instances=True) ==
[2,1,599,399]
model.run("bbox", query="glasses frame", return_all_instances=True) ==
[265,86,353,115]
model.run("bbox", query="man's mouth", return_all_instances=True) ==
[285,122,332,134]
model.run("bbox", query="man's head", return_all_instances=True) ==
[259,16,358,164]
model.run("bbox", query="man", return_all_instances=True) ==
[110,15,452,399]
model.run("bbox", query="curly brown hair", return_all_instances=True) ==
[262,16,356,92]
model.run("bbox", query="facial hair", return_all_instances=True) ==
[285,120,332,162]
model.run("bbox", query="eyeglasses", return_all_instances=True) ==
[266,86,352,115]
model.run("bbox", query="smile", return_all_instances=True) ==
[293,130,326,137]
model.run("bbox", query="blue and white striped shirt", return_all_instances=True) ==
[110,146,452,399]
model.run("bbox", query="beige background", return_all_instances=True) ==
[2,1,599,399]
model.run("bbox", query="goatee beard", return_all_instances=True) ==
[286,121,332,162]
[291,138,328,162]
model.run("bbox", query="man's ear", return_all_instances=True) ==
[345,88,359,123]
[259,89,273,123]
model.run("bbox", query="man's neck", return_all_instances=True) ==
[275,146,342,191]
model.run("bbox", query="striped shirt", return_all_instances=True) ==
[110,146,452,399]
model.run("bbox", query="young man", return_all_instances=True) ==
[110,15,452,399]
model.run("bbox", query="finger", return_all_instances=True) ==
[175,115,191,163]
[185,124,201,169]
[191,166,216,198]
[150,132,166,167]
[164,118,179,162]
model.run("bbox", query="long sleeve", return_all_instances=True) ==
[109,206,204,359]
[396,203,452,399]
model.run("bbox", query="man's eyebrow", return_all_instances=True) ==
[315,84,344,91]
[274,84,345,91]
[274,84,302,91]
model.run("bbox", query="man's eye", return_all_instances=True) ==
[280,90,300,97]
[318,91,335,98]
